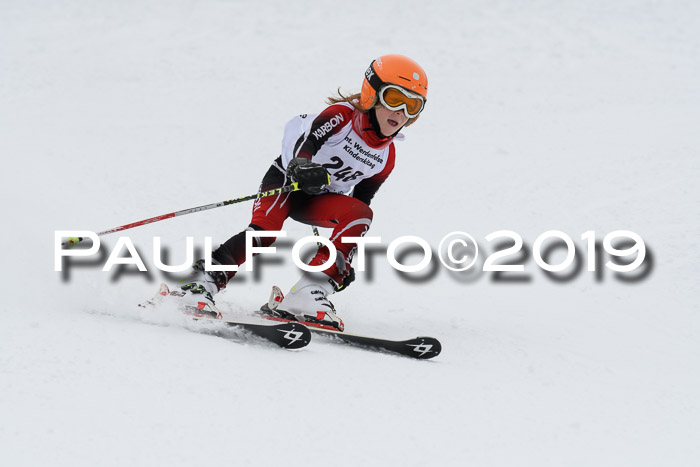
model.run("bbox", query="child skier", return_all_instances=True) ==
[181,54,428,331]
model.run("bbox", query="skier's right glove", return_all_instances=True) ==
[335,266,355,292]
[287,157,331,195]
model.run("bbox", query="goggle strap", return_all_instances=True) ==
[364,61,385,93]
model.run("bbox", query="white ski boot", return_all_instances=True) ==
[263,273,344,331]
[179,259,228,316]
[138,283,222,319]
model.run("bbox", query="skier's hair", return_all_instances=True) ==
[326,89,368,112]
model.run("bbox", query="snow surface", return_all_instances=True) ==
[2,0,699,466]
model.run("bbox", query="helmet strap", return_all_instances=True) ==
[368,108,382,135]
[369,108,403,138]
[365,61,385,93]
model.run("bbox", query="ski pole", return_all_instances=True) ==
[312,226,322,248]
[61,182,300,247]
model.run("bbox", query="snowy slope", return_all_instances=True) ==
[1,0,699,466]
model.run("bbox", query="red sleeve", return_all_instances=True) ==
[293,104,354,160]
[352,143,396,206]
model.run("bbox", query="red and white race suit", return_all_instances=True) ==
[212,102,402,287]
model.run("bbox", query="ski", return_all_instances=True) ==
[258,311,441,359]
[303,326,441,359]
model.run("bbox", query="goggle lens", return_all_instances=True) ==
[379,86,425,118]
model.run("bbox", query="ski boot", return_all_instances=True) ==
[259,273,344,331]
[179,259,228,318]
[136,282,221,319]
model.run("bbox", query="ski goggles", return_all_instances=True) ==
[378,85,425,118]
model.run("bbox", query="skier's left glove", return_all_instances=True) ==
[287,157,331,195]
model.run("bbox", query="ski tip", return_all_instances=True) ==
[405,337,442,359]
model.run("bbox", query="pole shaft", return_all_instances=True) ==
[61,182,300,247]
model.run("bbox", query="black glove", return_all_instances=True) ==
[287,157,330,194]
[333,267,355,293]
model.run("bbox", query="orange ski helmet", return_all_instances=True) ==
[360,54,428,122]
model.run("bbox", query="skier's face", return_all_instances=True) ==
[374,105,409,137]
